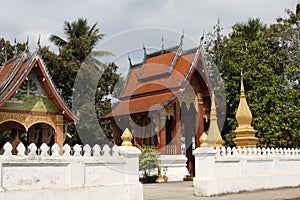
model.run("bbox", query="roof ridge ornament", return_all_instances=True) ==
[13,38,17,57]
[199,30,205,48]
[128,55,132,67]
[143,44,147,57]
[25,35,29,51]
[37,34,41,51]
[180,30,184,47]
[161,35,164,53]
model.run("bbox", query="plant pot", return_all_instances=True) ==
[163,176,168,182]
[140,175,158,183]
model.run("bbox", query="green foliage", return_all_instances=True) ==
[205,5,300,148]
[138,145,160,178]
[0,38,26,65]
[39,18,121,145]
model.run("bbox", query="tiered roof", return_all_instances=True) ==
[0,51,75,122]
[103,37,211,119]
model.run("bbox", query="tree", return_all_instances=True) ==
[49,18,104,56]
[0,38,27,66]
[231,18,266,42]
[138,145,160,183]
[205,5,300,148]
[40,18,121,145]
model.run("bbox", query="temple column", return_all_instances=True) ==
[55,115,65,149]
[131,117,142,146]
[111,119,122,146]
[157,113,166,154]
[196,92,204,148]
[173,101,182,155]
[41,124,49,144]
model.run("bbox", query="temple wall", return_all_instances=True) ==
[193,147,300,196]
[0,142,142,200]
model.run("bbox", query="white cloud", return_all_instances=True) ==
[0,0,297,51]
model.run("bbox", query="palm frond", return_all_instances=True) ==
[91,50,114,57]
[49,35,67,48]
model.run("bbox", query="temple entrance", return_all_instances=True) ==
[0,121,26,154]
[27,123,55,147]
[0,121,55,154]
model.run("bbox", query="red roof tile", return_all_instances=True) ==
[105,91,174,118]
[103,46,208,119]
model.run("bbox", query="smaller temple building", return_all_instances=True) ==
[0,51,76,152]
[102,36,214,175]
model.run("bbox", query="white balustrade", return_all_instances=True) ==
[0,142,142,200]
[3,142,12,156]
[194,146,300,197]
[92,144,101,156]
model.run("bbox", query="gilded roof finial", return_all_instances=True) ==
[121,128,133,146]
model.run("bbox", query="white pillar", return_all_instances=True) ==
[118,146,143,200]
[193,147,217,196]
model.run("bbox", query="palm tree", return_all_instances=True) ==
[49,18,113,69]
[50,18,103,49]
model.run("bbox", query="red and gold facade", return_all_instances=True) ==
[0,52,76,151]
[102,38,213,175]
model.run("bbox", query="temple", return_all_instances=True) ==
[0,51,76,152]
[102,36,213,175]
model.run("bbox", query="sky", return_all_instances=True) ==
[0,0,298,72]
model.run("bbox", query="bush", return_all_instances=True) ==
[138,145,160,183]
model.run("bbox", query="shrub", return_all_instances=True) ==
[138,145,160,183]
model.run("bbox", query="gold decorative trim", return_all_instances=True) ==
[0,111,58,131]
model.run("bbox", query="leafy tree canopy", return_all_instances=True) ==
[205,5,300,148]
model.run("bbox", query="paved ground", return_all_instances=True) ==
[144,181,300,200]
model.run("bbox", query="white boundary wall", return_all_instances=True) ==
[0,142,143,200]
[193,146,300,196]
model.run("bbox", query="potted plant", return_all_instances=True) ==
[163,166,168,182]
[138,145,160,183]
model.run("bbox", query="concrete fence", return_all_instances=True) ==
[193,146,300,196]
[0,142,143,200]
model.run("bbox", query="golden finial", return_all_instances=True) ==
[199,132,209,147]
[121,128,133,146]
[207,92,223,147]
[233,72,258,147]
[235,73,253,131]
[240,69,245,96]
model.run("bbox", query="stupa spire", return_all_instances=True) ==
[233,71,258,147]
[202,92,222,147]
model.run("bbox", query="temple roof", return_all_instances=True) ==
[103,39,211,119]
[0,51,76,122]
